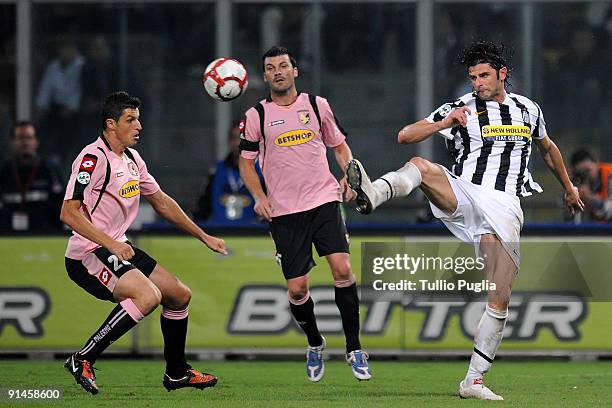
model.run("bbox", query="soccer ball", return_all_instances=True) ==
[203,58,249,102]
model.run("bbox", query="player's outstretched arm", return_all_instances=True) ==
[144,190,228,255]
[331,141,356,201]
[534,135,585,215]
[60,199,135,261]
[398,107,471,144]
[239,156,273,221]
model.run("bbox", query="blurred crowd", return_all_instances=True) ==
[1,2,612,231]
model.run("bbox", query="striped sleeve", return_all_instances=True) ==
[64,149,106,201]
[239,108,262,159]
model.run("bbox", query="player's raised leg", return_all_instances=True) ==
[459,233,516,400]
[65,269,161,395]
[287,274,326,382]
[148,264,218,391]
[326,252,371,380]
[347,157,456,215]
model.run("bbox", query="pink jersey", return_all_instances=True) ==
[64,136,160,259]
[240,93,346,217]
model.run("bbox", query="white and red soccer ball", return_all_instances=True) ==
[203,58,248,102]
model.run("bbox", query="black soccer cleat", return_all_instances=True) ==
[64,353,99,395]
[163,368,218,391]
[346,159,374,215]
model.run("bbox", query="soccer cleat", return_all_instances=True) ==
[346,159,376,215]
[306,336,326,382]
[346,350,372,381]
[459,378,503,400]
[64,353,99,395]
[163,368,218,391]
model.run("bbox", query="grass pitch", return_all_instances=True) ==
[1,360,611,407]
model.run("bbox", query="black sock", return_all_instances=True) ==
[77,304,139,363]
[161,314,189,377]
[334,283,361,353]
[289,296,323,347]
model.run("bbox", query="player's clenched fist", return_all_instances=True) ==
[442,106,471,128]
[254,196,274,222]
[203,235,228,255]
[108,241,135,261]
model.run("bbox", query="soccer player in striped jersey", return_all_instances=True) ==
[347,41,584,400]
[61,92,227,394]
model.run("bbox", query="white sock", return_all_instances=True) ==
[372,162,422,206]
[465,305,508,382]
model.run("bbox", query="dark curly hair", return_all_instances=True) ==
[460,40,512,88]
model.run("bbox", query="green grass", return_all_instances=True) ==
[1,360,611,407]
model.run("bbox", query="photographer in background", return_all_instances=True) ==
[570,149,612,222]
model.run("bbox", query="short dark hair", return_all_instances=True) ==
[12,120,36,138]
[262,46,297,71]
[101,91,141,129]
[460,40,512,86]
[570,149,595,167]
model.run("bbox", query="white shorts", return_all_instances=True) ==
[429,166,524,268]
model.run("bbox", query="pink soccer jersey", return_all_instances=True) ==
[240,93,345,217]
[63,136,160,259]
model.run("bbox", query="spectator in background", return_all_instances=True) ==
[194,124,262,225]
[0,121,64,231]
[35,40,85,165]
[570,149,612,221]
[81,35,117,141]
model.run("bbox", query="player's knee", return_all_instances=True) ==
[171,284,191,309]
[138,286,162,315]
[287,287,309,303]
[409,156,432,176]
[332,262,353,282]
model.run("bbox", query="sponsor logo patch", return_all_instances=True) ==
[77,171,91,185]
[298,110,310,125]
[239,118,246,139]
[79,155,98,171]
[119,180,140,198]
[274,130,314,147]
[98,269,112,286]
[482,125,531,141]
[268,120,285,127]
[437,104,453,118]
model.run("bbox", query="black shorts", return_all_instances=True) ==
[269,201,349,280]
[65,243,157,302]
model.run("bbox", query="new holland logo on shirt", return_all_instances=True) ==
[119,180,140,198]
[274,130,315,147]
[481,125,531,142]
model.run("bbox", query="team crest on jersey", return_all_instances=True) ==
[298,110,310,125]
[274,130,315,147]
[127,162,139,176]
[119,180,140,198]
[522,108,531,125]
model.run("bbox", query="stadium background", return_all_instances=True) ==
[1,1,612,402]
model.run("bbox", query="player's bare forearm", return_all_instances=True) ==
[536,136,573,192]
[145,190,207,240]
[397,119,444,144]
[332,142,353,173]
[239,156,266,200]
[60,200,117,250]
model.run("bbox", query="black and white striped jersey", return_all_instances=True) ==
[426,92,546,198]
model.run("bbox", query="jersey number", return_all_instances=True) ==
[107,255,130,271]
